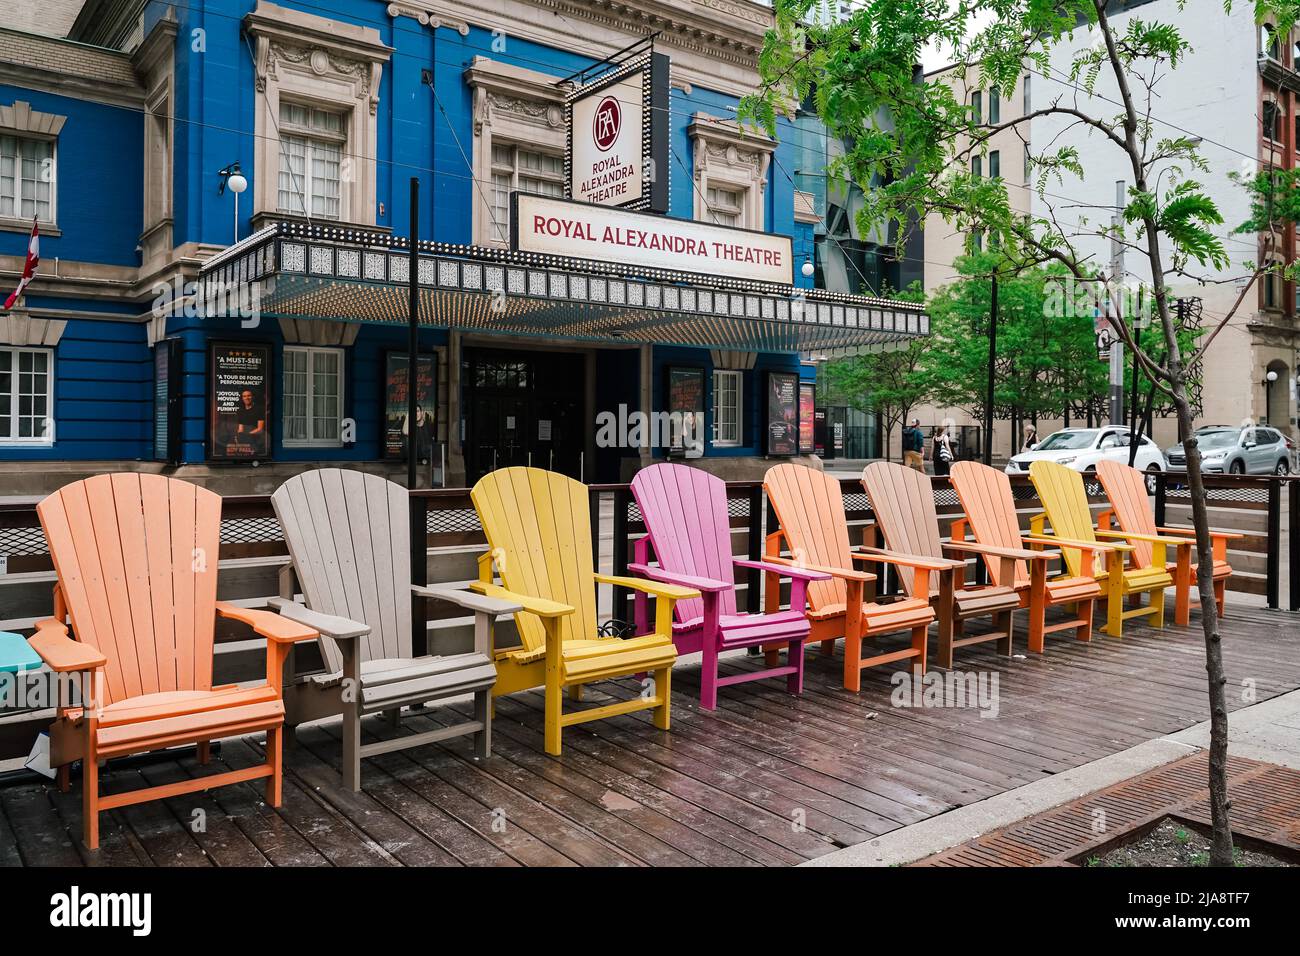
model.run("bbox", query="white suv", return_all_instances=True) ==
[1005,427,1167,479]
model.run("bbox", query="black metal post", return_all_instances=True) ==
[746,484,764,613]
[408,177,423,648]
[1267,477,1281,610]
[1289,478,1300,612]
[612,487,630,622]
[1128,315,1142,467]
[1154,470,1167,527]
[983,272,997,465]
[407,177,420,492]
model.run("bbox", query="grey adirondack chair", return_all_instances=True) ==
[269,468,517,790]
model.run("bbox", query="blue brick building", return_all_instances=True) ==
[0,0,924,491]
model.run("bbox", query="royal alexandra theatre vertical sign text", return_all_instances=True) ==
[565,52,669,214]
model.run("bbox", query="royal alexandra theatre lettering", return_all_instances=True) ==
[512,194,792,285]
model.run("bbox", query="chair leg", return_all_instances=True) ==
[83,755,99,851]
[763,648,780,668]
[700,639,720,710]
[383,708,401,728]
[1151,585,1166,629]
[652,665,672,731]
[936,605,955,669]
[474,689,491,759]
[57,763,70,793]
[820,639,834,657]
[996,610,1013,656]
[787,638,805,696]
[911,625,928,674]
[341,707,361,792]
[1215,579,1226,618]
[197,740,211,765]
[568,684,583,703]
[1077,599,1094,642]
[265,725,283,807]
[843,588,863,692]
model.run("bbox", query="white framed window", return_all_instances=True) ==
[488,143,564,244]
[0,134,55,223]
[277,103,345,220]
[705,185,745,228]
[0,346,53,444]
[712,369,742,447]
[282,346,344,446]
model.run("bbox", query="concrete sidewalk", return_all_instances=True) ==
[802,687,1300,867]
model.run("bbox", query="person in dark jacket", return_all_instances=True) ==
[902,418,925,470]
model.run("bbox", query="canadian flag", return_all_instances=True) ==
[3,217,39,311]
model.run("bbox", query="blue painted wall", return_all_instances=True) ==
[3,0,816,466]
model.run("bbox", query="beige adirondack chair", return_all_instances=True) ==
[270,469,516,790]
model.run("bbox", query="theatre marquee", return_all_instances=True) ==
[512,193,792,285]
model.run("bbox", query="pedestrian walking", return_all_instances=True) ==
[902,418,925,470]
[932,425,954,477]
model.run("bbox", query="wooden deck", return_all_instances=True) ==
[3,602,1299,866]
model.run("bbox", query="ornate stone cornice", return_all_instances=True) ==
[390,0,770,97]
[245,1,392,114]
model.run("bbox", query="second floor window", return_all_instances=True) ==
[971,155,982,178]
[989,150,1001,180]
[490,144,564,244]
[1263,100,1281,142]
[0,134,54,223]
[989,87,1001,125]
[971,90,982,125]
[706,185,744,227]
[278,103,344,220]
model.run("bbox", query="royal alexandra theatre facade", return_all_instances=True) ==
[1,0,926,491]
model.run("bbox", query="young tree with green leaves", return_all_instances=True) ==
[744,0,1299,865]
[820,281,931,459]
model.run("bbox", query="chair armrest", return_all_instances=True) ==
[413,584,522,616]
[1022,534,1132,554]
[265,598,369,641]
[1094,529,1187,547]
[469,581,575,618]
[1157,526,1245,541]
[853,547,964,572]
[942,539,1054,562]
[28,618,106,673]
[596,573,700,602]
[627,563,731,593]
[217,601,318,644]
[767,553,875,583]
[733,558,831,582]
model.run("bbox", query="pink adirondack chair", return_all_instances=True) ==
[630,463,829,709]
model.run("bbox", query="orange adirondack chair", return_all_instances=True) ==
[1095,460,1240,625]
[762,464,934,691]
[860,462,1025,668]
[948,461,1101,652]
[32,474,317,849]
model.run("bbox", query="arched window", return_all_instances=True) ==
[1262,23,1281,60]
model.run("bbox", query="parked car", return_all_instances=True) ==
[1005,427,1167,481]
[1164,426,1293,475]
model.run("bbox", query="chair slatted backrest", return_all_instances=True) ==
[631,463,737,622]
[272,468,411,673]
[949,461,1030,587]
[1028,461,1099,578]
[1095,460,1158,569]
[471,467,597,651]
[37,474,220,706]
[860,462,945,596]
[763,463,850,611]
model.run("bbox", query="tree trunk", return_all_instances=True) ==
[1172,382,1235,866]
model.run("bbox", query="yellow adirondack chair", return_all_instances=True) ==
[1028,461,1174,637]
[469,467,695,755]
